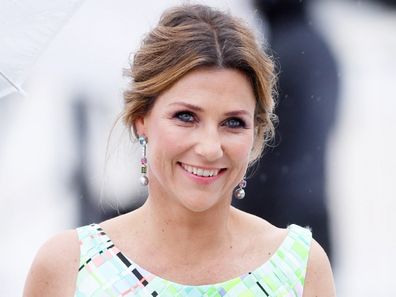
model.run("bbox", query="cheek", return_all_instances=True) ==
[146,125,188,166]
[227,134,254,162]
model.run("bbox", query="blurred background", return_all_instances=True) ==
[1,0,395,296]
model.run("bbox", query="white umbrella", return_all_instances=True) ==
[0,0,84,98]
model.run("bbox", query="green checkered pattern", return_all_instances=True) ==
[75,223,311,297]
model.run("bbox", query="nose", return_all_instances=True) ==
[194,126,223,162]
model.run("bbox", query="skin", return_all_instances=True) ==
[23,68,336,296]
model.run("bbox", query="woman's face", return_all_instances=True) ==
[136,67,256,213]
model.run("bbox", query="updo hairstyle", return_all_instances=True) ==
[123,4,277,164]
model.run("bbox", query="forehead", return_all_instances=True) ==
[153,67,256,112]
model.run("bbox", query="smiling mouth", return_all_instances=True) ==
[179,162,225,177]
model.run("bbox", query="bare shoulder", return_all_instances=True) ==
[23,229,80,297]
[303,239,336,297]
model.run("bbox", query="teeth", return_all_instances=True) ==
[181,163,220,177]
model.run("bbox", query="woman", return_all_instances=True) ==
[23,4,335,297]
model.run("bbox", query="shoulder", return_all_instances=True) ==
[233,210,335,295]
[23,229,80,297]
[303,238,336,297]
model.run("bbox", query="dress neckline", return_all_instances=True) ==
[93,223,296,288]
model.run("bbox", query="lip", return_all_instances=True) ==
[177,162,226,185]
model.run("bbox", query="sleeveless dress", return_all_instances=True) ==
[75,223,312,297]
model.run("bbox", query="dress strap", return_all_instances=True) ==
[285,224,312,263]
[275,224,312,290]
[76,223,113,271]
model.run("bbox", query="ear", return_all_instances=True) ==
[134,116,146,137]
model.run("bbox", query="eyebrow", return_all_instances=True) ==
[169,101,253,118]
[224,110,253,118]
[169,102,203,112]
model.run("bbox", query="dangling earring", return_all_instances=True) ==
[139,136,148,186]
[234,177,247,199]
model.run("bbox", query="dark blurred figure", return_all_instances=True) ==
[366,0,396,8]
[234,0,339,258]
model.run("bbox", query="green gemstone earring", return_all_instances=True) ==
[139,136,148,186]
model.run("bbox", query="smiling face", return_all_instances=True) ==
[136,67,256,213]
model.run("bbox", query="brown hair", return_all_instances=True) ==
[123,4,277,164]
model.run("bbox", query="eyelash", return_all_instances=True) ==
[173,111,247,129]
[226,117,246,129]
[175,111,195,123]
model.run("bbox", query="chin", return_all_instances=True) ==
[183,204,215,213]
[177,194,227,213]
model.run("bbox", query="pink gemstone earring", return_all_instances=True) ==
[139,136,148,186]
[234,177,247,199]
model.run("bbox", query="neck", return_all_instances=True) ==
[135,194,236,255]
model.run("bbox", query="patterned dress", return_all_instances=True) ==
[75,223,312,297]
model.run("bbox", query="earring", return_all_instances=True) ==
[139,136,148,186]
[234,177,247,199]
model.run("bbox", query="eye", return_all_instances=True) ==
[224,117,246,129]
[174,111,195,123]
